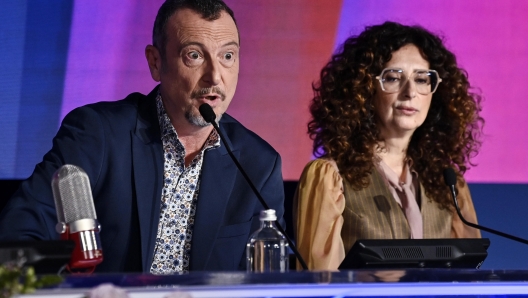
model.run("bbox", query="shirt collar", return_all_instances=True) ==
[155,92,220,150]
[375,157,418,191]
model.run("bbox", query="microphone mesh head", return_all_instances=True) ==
[51,164,97,224]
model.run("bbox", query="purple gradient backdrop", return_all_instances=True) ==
[61,1,160,119]
[61,0,528,182]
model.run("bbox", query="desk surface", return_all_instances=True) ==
[22,269,528,297]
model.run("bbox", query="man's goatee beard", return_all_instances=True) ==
[185,108,222,127]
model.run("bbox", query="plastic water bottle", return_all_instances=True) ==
[246,209,289,272]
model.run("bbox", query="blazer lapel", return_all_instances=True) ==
[420,185,452,238]
[369,170,410,238]
[130,91,240,271]
[131,88,164,271]
[190,126,238,270]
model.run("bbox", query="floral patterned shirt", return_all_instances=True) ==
[150,94,220,274]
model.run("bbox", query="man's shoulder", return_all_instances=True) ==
[83,91,149,115]
[219,114,278,155]
[64,90,155,125]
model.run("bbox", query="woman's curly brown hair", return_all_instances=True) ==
[308,21,484,209]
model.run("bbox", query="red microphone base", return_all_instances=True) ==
[61,226,103,272]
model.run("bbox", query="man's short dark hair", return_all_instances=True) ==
[153,0,237,58]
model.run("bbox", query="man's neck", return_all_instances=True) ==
[174,122,215,167]
[157,93,217,167]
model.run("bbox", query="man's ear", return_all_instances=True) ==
[145,45,162,82]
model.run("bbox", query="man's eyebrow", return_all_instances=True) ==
[180,41,205,49]
[222,41,239,48]
[180,41,239,49]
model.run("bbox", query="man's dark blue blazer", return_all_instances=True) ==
[0,87,285,273]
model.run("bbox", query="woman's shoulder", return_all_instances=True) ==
[302,158,340,175]
[299,158,343,189]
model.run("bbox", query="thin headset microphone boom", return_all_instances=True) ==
[199,103,308,270]
[443,167,528,245]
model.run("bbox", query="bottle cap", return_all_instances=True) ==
[259,209,277,221]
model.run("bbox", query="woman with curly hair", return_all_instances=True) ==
[294,21,484,270]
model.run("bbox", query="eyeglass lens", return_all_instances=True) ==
[381,69,438,94]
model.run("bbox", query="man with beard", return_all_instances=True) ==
[0,0,285,274]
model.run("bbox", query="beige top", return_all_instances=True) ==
[293,159,481,271]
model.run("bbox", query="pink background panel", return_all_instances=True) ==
[225,0,343,180]
[337,0,528,183]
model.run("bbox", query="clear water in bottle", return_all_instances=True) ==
[246,209,289,272]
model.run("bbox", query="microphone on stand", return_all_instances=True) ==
[198,103,308,270]
[52,164,103,272]
[443,167,528,245]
